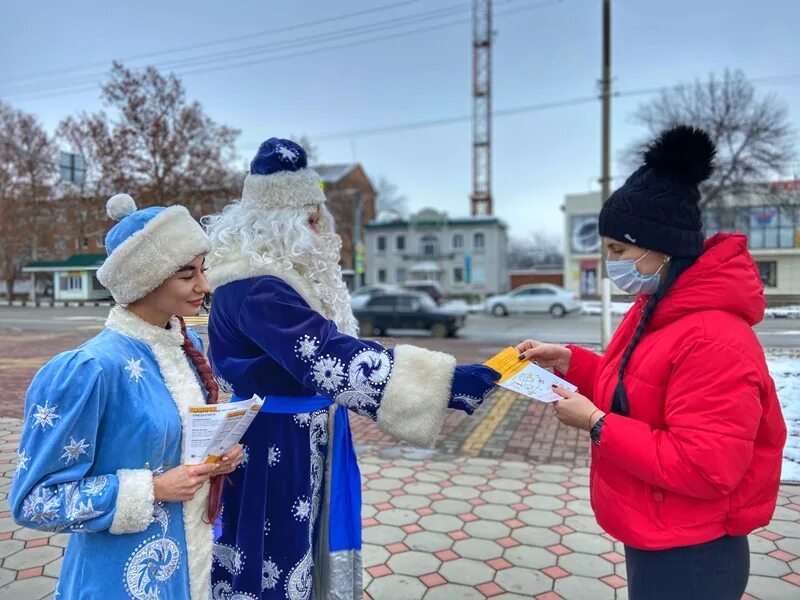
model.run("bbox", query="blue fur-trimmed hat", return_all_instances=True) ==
[240,138,326,210]
[96,194,209,305]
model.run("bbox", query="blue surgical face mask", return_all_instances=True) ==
[606,250,668,295]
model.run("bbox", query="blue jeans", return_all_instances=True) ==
[625,535,750,600]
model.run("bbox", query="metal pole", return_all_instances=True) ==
[352,190,364,289]
[600,0,612,350]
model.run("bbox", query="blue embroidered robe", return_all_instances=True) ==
[206,265,458,600]
[10,307,214,600]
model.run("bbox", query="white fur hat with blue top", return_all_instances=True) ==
[96,194,210,305]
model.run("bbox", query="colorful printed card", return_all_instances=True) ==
[484,347,577,403]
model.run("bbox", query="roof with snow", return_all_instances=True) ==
[311,164,359,184]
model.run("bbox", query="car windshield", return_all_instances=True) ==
[417,295,437,311]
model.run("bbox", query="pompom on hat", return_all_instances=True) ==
[599,125,716,258]
[96,194,210,305]
[240,138,326,210]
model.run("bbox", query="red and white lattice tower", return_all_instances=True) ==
[471,0,492,216]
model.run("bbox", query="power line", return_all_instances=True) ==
[0,0,420,86]
[3,0,560,101]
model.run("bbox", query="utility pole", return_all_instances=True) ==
[350,188,365,289]
[600,0,612,350]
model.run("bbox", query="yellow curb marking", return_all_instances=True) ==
[460,390,518,457]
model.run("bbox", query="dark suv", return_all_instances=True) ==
[354,292,465,338]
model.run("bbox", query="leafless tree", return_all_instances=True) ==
[374,176,409,219]
[623,69,797,206]
[0,102,57,298]
[57,61,240,204]
[507,231,563,269]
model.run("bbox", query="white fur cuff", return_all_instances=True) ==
[241,168,326,210]
[109,469,155,534]
[377,345,457,448]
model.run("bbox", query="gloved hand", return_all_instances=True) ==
[449,364,501,415]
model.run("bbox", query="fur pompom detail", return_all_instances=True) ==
[644,125,716,186]
[106,193,137,221]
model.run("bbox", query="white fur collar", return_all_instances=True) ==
[105,306,184,347]
[105,305,212,600]
[207,257,325,315]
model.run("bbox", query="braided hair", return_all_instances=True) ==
[610,256,697,415]
[178,317,224,523]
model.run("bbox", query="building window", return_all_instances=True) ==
[453,267,464,283]
[377,269,387,283]
[377,236,387,254]
[756,261,777,287]
[396,235,406,251]
[474,232,485,250]
[473,265,486,284]
[706,205,798,249]
[420,235,439,257]
[452,233,464,249]
[91,275,106,291]
[60,276,82,291]
[396,267,407,283]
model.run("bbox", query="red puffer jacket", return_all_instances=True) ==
[565,233,786,551]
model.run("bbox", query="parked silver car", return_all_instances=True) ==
[486,284,580,318]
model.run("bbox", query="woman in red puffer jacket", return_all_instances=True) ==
[518,126,786,600]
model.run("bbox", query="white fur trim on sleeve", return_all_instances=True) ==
[109,468,155,534]
[377,344,457,448]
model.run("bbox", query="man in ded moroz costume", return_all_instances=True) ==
[205,138,499,600]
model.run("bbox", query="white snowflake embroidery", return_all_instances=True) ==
[213,542,246,576]
[293,412,311,428]
[264,519,271,536]
[292,496,311,522]
[22,486,62,524]
[124,357,146,382]
[311,356,345,392]
[262,558,282,591]
[60,437,90,465]
[215,375,234,394]
[15,448,30,476]
[31,400,60,430]
[237,445,250,470]
[267,445,281,467]
[276,144,299,163]
[82,475,109,496]
[293,335,320,362]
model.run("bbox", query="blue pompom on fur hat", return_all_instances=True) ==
[241,138,325,210]
[96,194,209,305]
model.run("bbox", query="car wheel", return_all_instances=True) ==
[373,328,384,337]
[431,323,448,338]
[549,304,567,318]
[360,321,375,337]
[446,328,458,338]
[491,304,508,317]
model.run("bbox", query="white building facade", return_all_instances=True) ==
[364,208,509,298]
[563,187,800,302]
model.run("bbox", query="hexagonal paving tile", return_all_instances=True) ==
[489,478,526,491]
[452,538,504,561]
[510,525,562,548]
[558,552,616,578]
[375,508,419,527]
[562,532,614,554]
[494,566,552,595]
[43,556,62,578]
[414,470,449,483]
[423,583,486,600]
[464,519,511,541]
[565,499,595,517]
[403,482,440,496]
[362,490,391,505]
[3,545,62,570]
[503,545,558,570]
[404,531,454,553]
[367,477,404,491]
[522,494,565,511]
[366,574,427,600]
[362,524,406,546]
[390,494,430,511]
[430,499,472,515]
[418,514,464,533]
[473,503,517,522]
[554,574,617,599]
[451,474,487,487]
[386,550,441,577]
[381,467,415,479]
[439,557,495,586]
[0,577,57,599]
[564,514,604,534]
[746,574,800,600]
[749,553,792,577]
[441,486,480,500]
[518,509,563,528]
[481,490,521,505]
[362,543,391,568]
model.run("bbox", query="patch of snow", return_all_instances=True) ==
[769,353,800,483]
[580,301,633,317]
[765,306,800,319]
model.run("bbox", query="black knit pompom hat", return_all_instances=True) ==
[599,125,716,258]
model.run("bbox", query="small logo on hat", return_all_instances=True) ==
[624,233,637,243]
[276,144,299,164]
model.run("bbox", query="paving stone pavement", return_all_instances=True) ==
[0,417,798,599]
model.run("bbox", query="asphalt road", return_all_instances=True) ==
[0,305,798,349]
